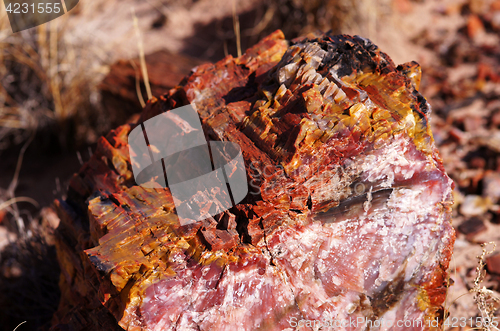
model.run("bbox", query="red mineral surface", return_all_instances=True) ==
[51,30,455,330]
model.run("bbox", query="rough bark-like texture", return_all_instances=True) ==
[51,31,455,331]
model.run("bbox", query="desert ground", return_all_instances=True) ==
[1,0,500,330]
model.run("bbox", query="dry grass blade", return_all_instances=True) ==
[8,129,35,195]
[244,5,275,37]
[0,129,36,234]
[130,59,146,108]
[12,321,26,331]
[132,8,152,101]
[232,0,241,58]
[50,20,64,120]
[61,0,68,13]
[0,197,39,211]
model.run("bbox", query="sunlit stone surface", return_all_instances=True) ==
[51,31,455,331]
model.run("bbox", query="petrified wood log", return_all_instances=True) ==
[51,31,455,330]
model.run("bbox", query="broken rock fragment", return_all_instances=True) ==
[51,31,455,330]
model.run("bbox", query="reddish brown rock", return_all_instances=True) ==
[467,14,485,39]
[487,253,500,275]
[457,217,487,240]
[51,30,455,330]
[99,50,206,123]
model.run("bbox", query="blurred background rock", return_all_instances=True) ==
[1,0,500,330]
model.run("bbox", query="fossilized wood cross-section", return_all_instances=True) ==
[51,31,455,331]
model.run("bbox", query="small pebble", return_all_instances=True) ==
[487,253,500,274]
[460,195,491,217]
[457,217,487,240]
[483,172,500,201]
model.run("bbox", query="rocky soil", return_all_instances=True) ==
[1,0,500,330]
